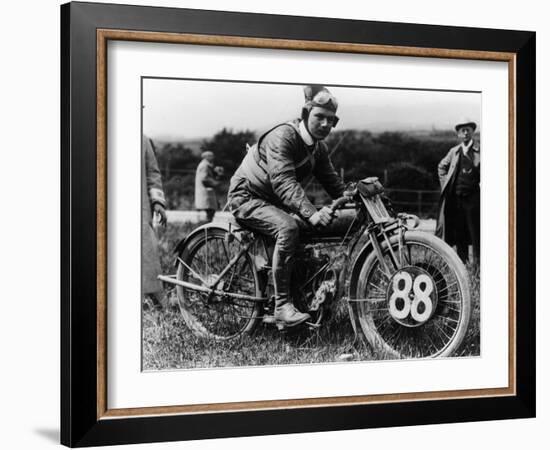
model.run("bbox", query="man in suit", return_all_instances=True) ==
[436,120,480,264]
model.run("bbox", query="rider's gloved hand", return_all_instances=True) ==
[308,206,333,227]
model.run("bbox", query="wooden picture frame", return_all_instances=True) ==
[61,1,535,446]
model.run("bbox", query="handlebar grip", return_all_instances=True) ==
[329,196,350,213]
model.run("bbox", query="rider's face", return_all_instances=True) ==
[307,106,337,140]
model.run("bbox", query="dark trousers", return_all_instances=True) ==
[450,191,480,264]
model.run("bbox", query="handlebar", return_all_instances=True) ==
[322,180,419,230]
[308,194,354,229]
[327,182,358,214]
[329,195,354,213]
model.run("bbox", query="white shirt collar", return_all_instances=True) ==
[298,120,315,146]
[461,139,473,155]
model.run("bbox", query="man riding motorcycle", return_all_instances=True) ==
[227,85,346,329]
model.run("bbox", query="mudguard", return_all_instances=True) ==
[172,222,234,260]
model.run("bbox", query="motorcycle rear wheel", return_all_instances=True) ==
[175,227,262,340]
[355,230,471,358]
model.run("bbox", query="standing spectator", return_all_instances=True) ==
[436,120,480,264]
[195,151,221,222]
[142,135,167,311]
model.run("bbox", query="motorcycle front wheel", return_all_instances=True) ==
[355,230,471,358]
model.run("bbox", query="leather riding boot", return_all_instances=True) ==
[272,251,310,328]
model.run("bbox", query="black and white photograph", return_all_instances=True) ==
[141,79,481,370]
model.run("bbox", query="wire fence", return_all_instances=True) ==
[304,180,440,219]
[161,169,441,219]
[385,188,440,218]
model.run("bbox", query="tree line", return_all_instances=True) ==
[154,127,464,211]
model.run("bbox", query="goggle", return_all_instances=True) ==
[310,90,338,111]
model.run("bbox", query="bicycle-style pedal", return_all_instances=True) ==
[274,322,302,332]
[262,314,276,325]
[261,317,305,332]
[263,309,310,331]
[274,319,313,332]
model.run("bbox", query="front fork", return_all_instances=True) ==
[367,224,407,275]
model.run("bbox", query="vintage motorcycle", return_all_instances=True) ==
[158,177,471,359]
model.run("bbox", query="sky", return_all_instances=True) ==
[143,78,481,141]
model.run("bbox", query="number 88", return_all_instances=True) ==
[389,272,434,322]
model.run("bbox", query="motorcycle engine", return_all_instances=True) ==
[309,269,339,312]
[293,247,339,319]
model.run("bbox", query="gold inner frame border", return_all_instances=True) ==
[95,29,517,420]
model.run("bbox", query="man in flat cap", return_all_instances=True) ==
[227,85,346,329]
[436,120,480,264]
[195,150,222,222]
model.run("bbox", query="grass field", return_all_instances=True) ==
[142,222,480,370]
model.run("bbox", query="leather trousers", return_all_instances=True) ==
[229,197,301,307]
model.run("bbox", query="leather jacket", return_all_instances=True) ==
[228,119,345,219]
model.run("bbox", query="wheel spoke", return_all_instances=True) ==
[433,320,453,342]
[384,324,403,347]
[438,281,458,293]
[425,332,438,354]
[368,282,386,294]
[437,315,459,324]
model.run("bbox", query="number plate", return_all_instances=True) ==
[386,266,438,327]
[362,194,391,224]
